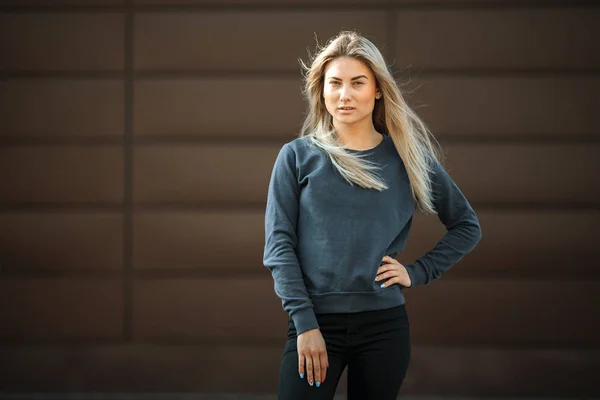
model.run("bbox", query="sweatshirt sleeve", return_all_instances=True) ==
[263,143,319,335]
[403,158,482,287]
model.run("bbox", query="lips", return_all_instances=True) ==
[338,107,356,110]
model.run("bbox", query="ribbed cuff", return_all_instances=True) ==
[291,307,319,335]
[404,261,428,287]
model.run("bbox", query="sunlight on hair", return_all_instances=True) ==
[298,30,444,214]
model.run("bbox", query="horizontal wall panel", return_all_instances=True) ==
[0,80,124,137]
[132,277,599,346]
[443,143,600,204]
[133,144,276,203]
[132,278,284,340]
[133,0,572,4]
[134,0,384,3]
[395,9,600,69]
[408,77,598,137]
[0,344,597,395]
[133,79,303,138]
[3,0,123,4]
[0,146,124,203]
[403,280,599,346]
[131,210,599,279]
[0,278,123,339]
[133,211,264,269]
[134,77,598,139]
[133,143,600,205]
[0,13,124,71]
[0,212,123,270]
[134,11,386,71]
[405,346,599,397]
[408,210,600,279]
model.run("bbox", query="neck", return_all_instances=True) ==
[333,118,382,150]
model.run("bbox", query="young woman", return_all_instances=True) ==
[263,31,482,400]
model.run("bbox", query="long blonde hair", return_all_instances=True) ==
[299,30,443,214]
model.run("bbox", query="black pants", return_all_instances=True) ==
[277,304,411,400]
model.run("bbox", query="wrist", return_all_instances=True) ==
[400,266,411,287]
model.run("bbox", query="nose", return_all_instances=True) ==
[340,84,352,102]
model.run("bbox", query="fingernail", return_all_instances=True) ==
[309,380,313,386]
[380,283,385,288]
[316,381,321,388]
[300,373,304,378]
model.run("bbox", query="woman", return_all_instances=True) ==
[263,31,482,400]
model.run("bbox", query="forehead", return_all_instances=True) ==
[324,57,373,79]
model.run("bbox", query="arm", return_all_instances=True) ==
[404,158,482,287]
[263,144,319,334]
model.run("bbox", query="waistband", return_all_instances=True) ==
[288,287,406,324]
[312,286,405,315]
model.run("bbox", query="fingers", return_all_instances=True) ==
[380,256,402,268]
[376,264,395,273]
[375,264,401,286]
[382,256,405,266]
[305,353,314,386]
[375,268,399,281]
[319,351,328,383]
[299,349,327,387]
[377,257,405,278]
[379,276,400,288]
[377,257,404,288]
[298,352,305,379]
[378,261,402,273]
[378,267,411,287]
[311,349,322,387]
[297,330,328,388]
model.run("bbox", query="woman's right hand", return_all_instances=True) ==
[297,328,328,387]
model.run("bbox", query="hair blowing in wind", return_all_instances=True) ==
[299,30,443,214]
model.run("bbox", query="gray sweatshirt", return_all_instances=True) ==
[263,134,482,335]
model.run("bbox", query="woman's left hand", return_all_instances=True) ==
[376,256,412,288]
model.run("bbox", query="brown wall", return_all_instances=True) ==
[1,0,599,396]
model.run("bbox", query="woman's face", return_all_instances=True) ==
[323,56,380,128]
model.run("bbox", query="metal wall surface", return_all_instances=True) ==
[0,0,599,396]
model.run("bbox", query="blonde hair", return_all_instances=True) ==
[299,30,443,214]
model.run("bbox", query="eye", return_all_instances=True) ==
[329,81,340,85]
[353,81,364,86]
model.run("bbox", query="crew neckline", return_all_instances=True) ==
[345,133,387,153]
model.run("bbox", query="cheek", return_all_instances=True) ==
[323,90,337,107]
[358,90,376,104]
[357,96,376,112]
[323,87,336,99]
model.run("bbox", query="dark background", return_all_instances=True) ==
[0,0,599,397]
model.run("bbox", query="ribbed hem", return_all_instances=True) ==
[311,286,405,315]
[291,307,319,335]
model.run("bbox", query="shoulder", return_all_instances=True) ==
[285,136,315,155]
[280,136,324,164]
[426,152,460,198]
[272,136,320,171]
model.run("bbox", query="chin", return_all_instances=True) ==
[334,115,365,126]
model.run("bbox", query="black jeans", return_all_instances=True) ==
[277,304,411,400]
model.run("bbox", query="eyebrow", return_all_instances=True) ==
[328,75,369,81]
